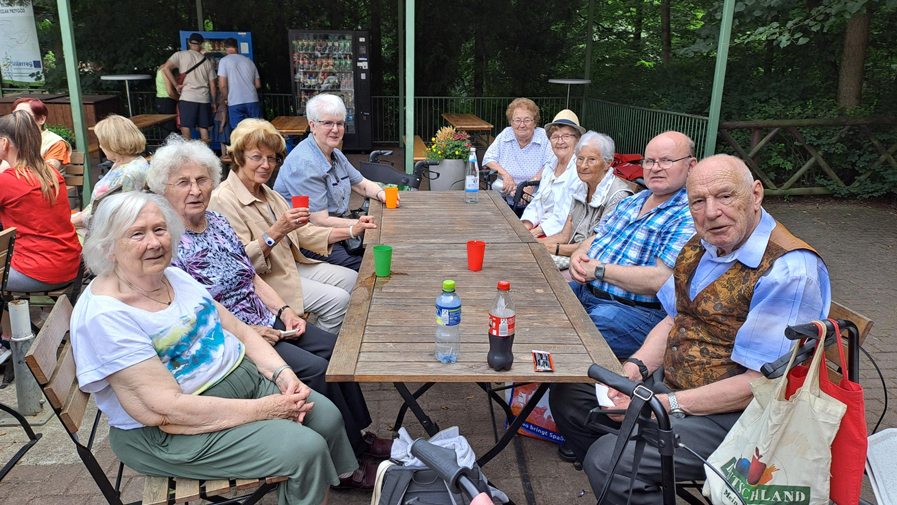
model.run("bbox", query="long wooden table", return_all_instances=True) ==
[328,191,620,466]
[442,113,494,147]
[270,116,309,136]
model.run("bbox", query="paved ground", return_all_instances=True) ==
[0,184,894,504]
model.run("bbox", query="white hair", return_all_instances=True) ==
[146,136,222,195]
[575,131,615,164]
[306,93,347,122]
[83,192,185,276]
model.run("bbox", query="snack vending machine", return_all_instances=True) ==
[288,30,371,151]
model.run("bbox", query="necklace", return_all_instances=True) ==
[116,273,172,306]
[185,216,208,233]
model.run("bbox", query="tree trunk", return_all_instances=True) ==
[633,3,643,52]
[837,2,871,109]
[369,0,384,96]
[763,39,774,77]
[473,0,486,96]
[661,0,671,66]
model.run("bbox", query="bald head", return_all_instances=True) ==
[642,131,696,197]
[687,154,764,256]
[646,131,695,158]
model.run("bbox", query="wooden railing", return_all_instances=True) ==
[718,118,897,196]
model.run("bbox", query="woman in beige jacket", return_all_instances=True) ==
[209,119,375,334]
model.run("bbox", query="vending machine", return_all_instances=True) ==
[288,30,371,151]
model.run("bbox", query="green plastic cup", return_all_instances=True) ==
[373,245,393,277]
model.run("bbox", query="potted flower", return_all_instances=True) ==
[425,126,472,191]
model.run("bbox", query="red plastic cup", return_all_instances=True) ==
[467,240,486,271]
[291,195,309,209]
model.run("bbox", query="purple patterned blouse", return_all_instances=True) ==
[172,211,277,327]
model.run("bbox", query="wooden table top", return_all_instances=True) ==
[328,191,621,384]
[270,116,309,136]
[88,114,176,131]
[442,113,494,131]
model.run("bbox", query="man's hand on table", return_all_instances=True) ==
[570,253,601,284]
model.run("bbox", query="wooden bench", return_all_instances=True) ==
[402,135,427,162]
[63,152,86,211]
[25,296,287,505]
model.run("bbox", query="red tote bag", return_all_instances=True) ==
[785,320,866,505]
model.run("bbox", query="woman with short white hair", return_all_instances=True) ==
[72,191,357,505]
[272,93,386,271]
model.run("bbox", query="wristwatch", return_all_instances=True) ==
[593,263,606,281]
[262,231,276,247]
[668,392,686,418]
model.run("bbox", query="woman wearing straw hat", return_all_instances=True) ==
[521,109,586,239]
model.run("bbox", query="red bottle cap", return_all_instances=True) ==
[497,281,510,291]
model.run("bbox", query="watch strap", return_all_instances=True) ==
[262,231,276,246]
[668,391,686,417]
[594,263,605,281]
[624,357,649,381]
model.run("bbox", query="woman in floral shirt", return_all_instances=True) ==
[71,115,150,229]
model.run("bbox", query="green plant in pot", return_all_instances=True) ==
[425,126,471,161]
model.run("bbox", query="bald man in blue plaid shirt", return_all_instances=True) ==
[568,132,697,358]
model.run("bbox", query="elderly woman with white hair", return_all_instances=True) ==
[70,191,357,505]
[539,131,633,277]
[146,139,389,480]
[272,93,387,271]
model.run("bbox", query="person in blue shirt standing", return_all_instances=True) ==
[273,93,387,271]
[218,38,262,129]
[568,131,698,358]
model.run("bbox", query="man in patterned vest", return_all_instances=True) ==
[551,154,831,504]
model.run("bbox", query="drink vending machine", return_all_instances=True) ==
[288,30,371,151]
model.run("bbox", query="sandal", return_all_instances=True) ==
[338,455,379,490]
[362,431,394,459]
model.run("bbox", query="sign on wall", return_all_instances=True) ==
[0,0,43,86]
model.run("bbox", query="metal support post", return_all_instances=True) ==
[57,0,93,198]
[397,0,405,159]
[582,0,595,118]
[703,0,736,158]
[403,0,414,174]
[9,300,41,416]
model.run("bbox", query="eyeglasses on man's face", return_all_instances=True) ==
[550,133,576,143]
[169,177,213,191]
[315,120,346,130]
[640,156,692,170]
[511,118,534,126]
[247,154,281,166]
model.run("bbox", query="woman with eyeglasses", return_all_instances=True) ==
[540,131,633,280]
[483,98,556,199]
[521,109,586,238]
[208,119,361,335]
[273,94,382,271]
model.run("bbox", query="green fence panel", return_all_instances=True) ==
[582,98,708,155]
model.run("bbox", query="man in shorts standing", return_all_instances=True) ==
[217,37,262,129]
[162,32,217,140]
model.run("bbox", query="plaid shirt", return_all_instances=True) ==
[588,188,695,302]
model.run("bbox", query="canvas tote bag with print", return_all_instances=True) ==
[702,325,847,505]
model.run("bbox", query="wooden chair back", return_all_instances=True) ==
[64,152,86,210]
[824,301,872,382]
[0,228,16,292]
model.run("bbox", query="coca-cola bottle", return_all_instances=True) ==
[487,281,515,371]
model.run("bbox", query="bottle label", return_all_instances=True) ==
[436,305,461,326]
[465,175,479,192]
[489,314,515,336]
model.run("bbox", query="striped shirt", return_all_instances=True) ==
[587,188,695,302]
[483,127,556,186]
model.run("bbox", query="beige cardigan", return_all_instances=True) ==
[209,170,333,316]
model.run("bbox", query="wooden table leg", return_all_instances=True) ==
[393,382,440,436]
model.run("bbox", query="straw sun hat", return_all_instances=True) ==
[543,109,586,136]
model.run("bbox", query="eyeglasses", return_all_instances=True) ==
[641,156,692,170]
[550,133,577,143]
[511,118,534,126]
[316,120,346,129]
[247,154,281,166]
[169,177,213,191]
[576,156,604,167]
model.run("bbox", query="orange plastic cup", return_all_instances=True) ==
[384,187,399,209]
[467,240,486,271]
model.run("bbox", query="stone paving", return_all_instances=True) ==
[0,196,894,505]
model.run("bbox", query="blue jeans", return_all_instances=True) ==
[228,102,262,129]
[569,282,666,358]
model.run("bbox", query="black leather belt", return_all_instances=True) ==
[588,284,663,310]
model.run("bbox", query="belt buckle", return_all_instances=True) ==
[632,384,653,401]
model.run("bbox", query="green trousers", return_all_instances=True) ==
[109,358,358,505]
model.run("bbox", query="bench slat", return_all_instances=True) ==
[174,478,200,503]
[44,341,75,409]
[59,382,89,434]
[234,478,262,491]
[143,476,171,505]
[266,476,289,485]
[25,295,73,384]
[203,478,231,498]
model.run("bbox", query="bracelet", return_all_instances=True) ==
[349,224,357,239]
[271,365,290,383]
[624,357,650,381]
[377,189,385,200]
[276,305,290,320]
[555,243,560,255]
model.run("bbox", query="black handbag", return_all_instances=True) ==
[337,207,366,256]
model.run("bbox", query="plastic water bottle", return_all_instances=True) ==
[488,281,516,371]
[436,280,461,363]
[465,147,479,204]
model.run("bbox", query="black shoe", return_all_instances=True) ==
[557,444,577,463]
